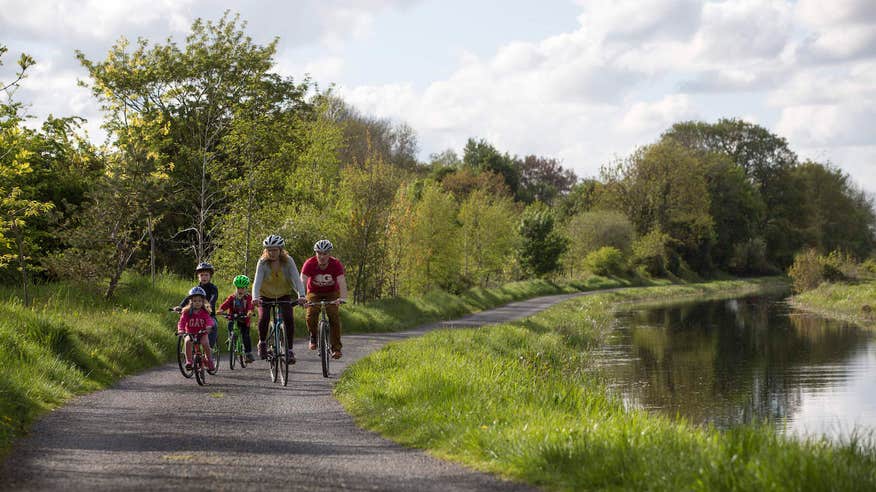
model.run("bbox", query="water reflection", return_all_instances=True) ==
[596,295,876,440]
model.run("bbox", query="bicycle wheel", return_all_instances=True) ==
[319,318,330,378]
[278,321,289,386]
[228,332,237,370]
[207,333,219,375]
[237,335,247,368]
[177,335,193,378]
[194,354,206,386]
[268,323,279,383]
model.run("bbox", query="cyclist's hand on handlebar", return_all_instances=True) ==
[336,298,347,305]
[170,306,182,313]
[253,298,261,308]
[297,296,307,306]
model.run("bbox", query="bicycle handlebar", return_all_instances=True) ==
[303,299,346,307]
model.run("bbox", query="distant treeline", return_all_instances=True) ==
[1,13,873,303]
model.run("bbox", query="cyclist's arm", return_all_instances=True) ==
[177,312,188,333]
[251,260,265,304]
[286,258,306,299]
[337,274,348,303]
[300,273,309,296]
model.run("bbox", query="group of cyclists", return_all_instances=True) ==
[176,235,347,373]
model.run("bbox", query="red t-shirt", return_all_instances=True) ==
[301,256,345,294]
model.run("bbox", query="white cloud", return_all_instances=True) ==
[620,94,697,133]
[795,0,876,62]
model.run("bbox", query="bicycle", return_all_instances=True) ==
[304,299,344,378]
[260,300,296,386]
[171,307,219,377]
[176,329,211,386]
[223,312,254,370]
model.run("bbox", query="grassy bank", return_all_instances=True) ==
[336,278,876,491]
[0,272,634,454]
[790,280,876,328]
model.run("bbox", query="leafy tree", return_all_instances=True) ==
[554,179,601,220]
[458,189,518,286]
[463,138,520,196]
[336,147,403,302]
[439,167,510,201]
[392,181,461,294]
[793,161,876,259]
[77,12,286,267]
[600,140,714,272]
[0,46,54,305]
[516,154,577,205]
[516,203,567,277]
[564,210,634,275]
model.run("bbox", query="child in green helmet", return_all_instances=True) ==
[218,275,255,363]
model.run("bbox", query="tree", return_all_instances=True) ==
[564,210,634,275]
[77,12,286,267]
[336,147,403,303]
[0,46,54,305]
[463,138,521,196]
[458,189,518,286]
[516,203,567,277]
[793,161,876,259]
[600,140,714,272]
[516,154,577,205]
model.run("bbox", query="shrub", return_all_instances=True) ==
[821,250,857,281]
[631,229,673,277]
[788,249,823,292]
[728,237,774,275]
[583,246,626,276]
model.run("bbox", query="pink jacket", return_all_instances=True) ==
[177,308,215,335]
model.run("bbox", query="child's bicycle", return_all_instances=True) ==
[171,308,219,380]
[223,312,254,370]
[176,329,212,386]
[304,299,345,378]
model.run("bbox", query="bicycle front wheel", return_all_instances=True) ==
[194,355,206,386]
[268,324,279,383]
[177,336,193,379]
[228,332,237,370]
[319,318,330,378]
[278,322,289,386]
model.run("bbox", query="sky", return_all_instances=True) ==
[1,0,875,191]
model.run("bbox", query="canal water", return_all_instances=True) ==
[593,294,876,441]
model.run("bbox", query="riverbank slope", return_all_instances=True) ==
[789,280,876,328]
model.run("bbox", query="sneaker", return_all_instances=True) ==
[309,337,317,350]
[205,358,215,371]
[258,341,267,359]
[244,352,255,363]
[331,349,342,360]
[287,349,296,364]
[185,361,193,370]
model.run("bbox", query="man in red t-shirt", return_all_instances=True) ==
[300,239,348,359]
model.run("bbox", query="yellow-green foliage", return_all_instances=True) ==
[792,280,876,328]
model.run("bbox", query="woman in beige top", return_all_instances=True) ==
[251,234,306,362]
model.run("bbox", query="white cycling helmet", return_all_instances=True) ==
[188,286,207,297]
[263,234,285,247]
[314,239,333,253]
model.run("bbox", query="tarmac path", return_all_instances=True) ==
[1,292,590,491]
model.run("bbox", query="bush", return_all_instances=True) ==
[631,229,673,277]
[583,246,626,276]
[787,249,858,293]
[728,237,774,275]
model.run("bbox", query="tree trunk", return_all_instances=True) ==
[148,215,156,288]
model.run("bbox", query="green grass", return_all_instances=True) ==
[0,271,635,455]
[336,278,876,491]
[791,280,876,328]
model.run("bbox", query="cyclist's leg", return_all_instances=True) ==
[325,293,342,352]
[279,295,295,347]
[256,299,272,358]
[208,315,219,348]
[306,293,320,338]
[200,333,214,369]
[239,321,253,354]
[184,336,194,364]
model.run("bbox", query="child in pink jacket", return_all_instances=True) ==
[177,286,216,371]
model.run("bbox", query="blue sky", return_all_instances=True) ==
[2,0,875,191]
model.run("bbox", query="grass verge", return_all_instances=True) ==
[336,278,876,491]
[790,280,876,328]
[0,272,636,455]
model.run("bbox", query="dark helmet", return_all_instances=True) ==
[195,262,214,274]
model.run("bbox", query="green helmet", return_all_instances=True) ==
[233,275,250,288]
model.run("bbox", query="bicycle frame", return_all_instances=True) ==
[260,300,295,386]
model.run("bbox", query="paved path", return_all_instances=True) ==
[1,292,588,491]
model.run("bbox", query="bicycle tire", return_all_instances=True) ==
[207,334,219,375]
[177,335,194,378]
[278,321,289,386]
[228,332,237,370]
[194,355,206,386]
[319,318,330,378]
[268,322,279,383]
